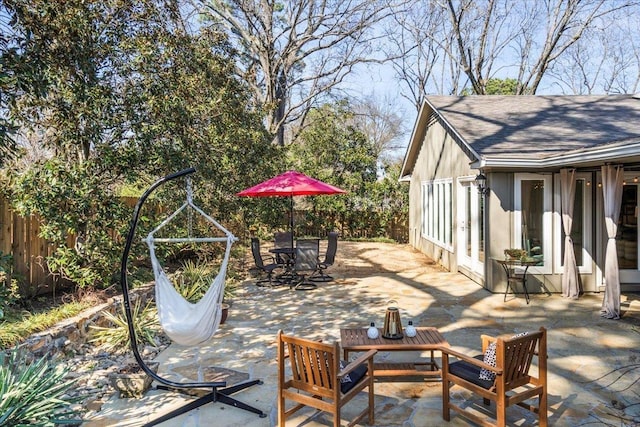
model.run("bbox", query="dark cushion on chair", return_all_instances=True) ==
[339,360,368,394]
[449,355,494,389]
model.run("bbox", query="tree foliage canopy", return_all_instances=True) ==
[0,0,277,290]
[287,102,407,238]
[462,78,520,95]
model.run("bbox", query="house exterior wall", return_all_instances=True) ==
[409,138,604,295]
[485,172,513,293]
[486,171,601,294]
[407,115,477,274]
[404,96,640,296]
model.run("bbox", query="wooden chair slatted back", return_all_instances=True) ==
[284,336,337,398]
[500,331,542,389]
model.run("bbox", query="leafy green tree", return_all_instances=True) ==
[1,0,144,289]
[291,102,377,192]
[462,78,519,95]
[1,0,276,291]
[117,23,282,245]
[290,101,408,238]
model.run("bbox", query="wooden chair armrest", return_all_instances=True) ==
[441,347,503,375]
[339,349,377,378]
[481,334,497,352]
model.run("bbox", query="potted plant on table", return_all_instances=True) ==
[504,248,527,261]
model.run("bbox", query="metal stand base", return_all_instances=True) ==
[309,272,333,282]
[144,380,267,426]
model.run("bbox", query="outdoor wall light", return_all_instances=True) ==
[475,172,489,195]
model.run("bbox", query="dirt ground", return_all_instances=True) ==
[259,239,442,278]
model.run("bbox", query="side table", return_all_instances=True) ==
[494,258,539,304]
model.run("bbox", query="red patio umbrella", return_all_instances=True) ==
[237,170,346,244]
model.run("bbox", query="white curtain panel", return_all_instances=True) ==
[601,165,624,319]
[560,168,579,299]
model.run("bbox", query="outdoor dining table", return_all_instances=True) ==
[269,247,296,258]
[269,239,321,287]
[269,247,296,284]
[269,238,320,263]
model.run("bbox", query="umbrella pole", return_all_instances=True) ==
[290,195,295,247]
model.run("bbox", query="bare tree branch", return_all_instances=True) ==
[193,0,405,145]
[352,94,406,161]
[390,0,639,99]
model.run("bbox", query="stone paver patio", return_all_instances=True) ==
[83,241,640,426]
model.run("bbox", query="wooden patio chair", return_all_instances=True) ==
[441,327,547,427]
[277,330,376,427]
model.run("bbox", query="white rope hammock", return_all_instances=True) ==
[145,180,236,346]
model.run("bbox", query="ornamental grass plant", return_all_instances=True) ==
[0,301,93,348]
[173,259,237,302]
[89,299,160,354]
[0,348,81,426]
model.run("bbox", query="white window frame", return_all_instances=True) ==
[553,173,593,274]
[421,179,453,251]
[514,173,552,275]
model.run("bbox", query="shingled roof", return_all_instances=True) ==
[401,94,640,177]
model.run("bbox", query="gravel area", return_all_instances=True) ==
[62,335,171,419]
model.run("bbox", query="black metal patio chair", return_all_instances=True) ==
[290,239,320,290]
[251,237,282,287]
[312,231,338,282]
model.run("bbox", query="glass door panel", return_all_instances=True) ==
[617,184,638,270]
[458,180,484,276]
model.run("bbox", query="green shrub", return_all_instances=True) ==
[0,252,19,321]
[173,259,213,303]
[0,348,81,426]
[173,259,237,302]
[89,300,160,354]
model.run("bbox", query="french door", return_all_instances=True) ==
[618,182,640,283]
[457,179,485,276]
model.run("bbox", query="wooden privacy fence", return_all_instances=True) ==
[0,196,408,293]
[294,209,409,243]
[0,198,58,295]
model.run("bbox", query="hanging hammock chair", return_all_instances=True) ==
[144,182,234,346]
[120,168,266,426]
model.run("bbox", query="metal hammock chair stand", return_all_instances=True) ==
[120,168,266,426]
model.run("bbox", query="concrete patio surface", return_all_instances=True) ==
[83,241,640,426]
